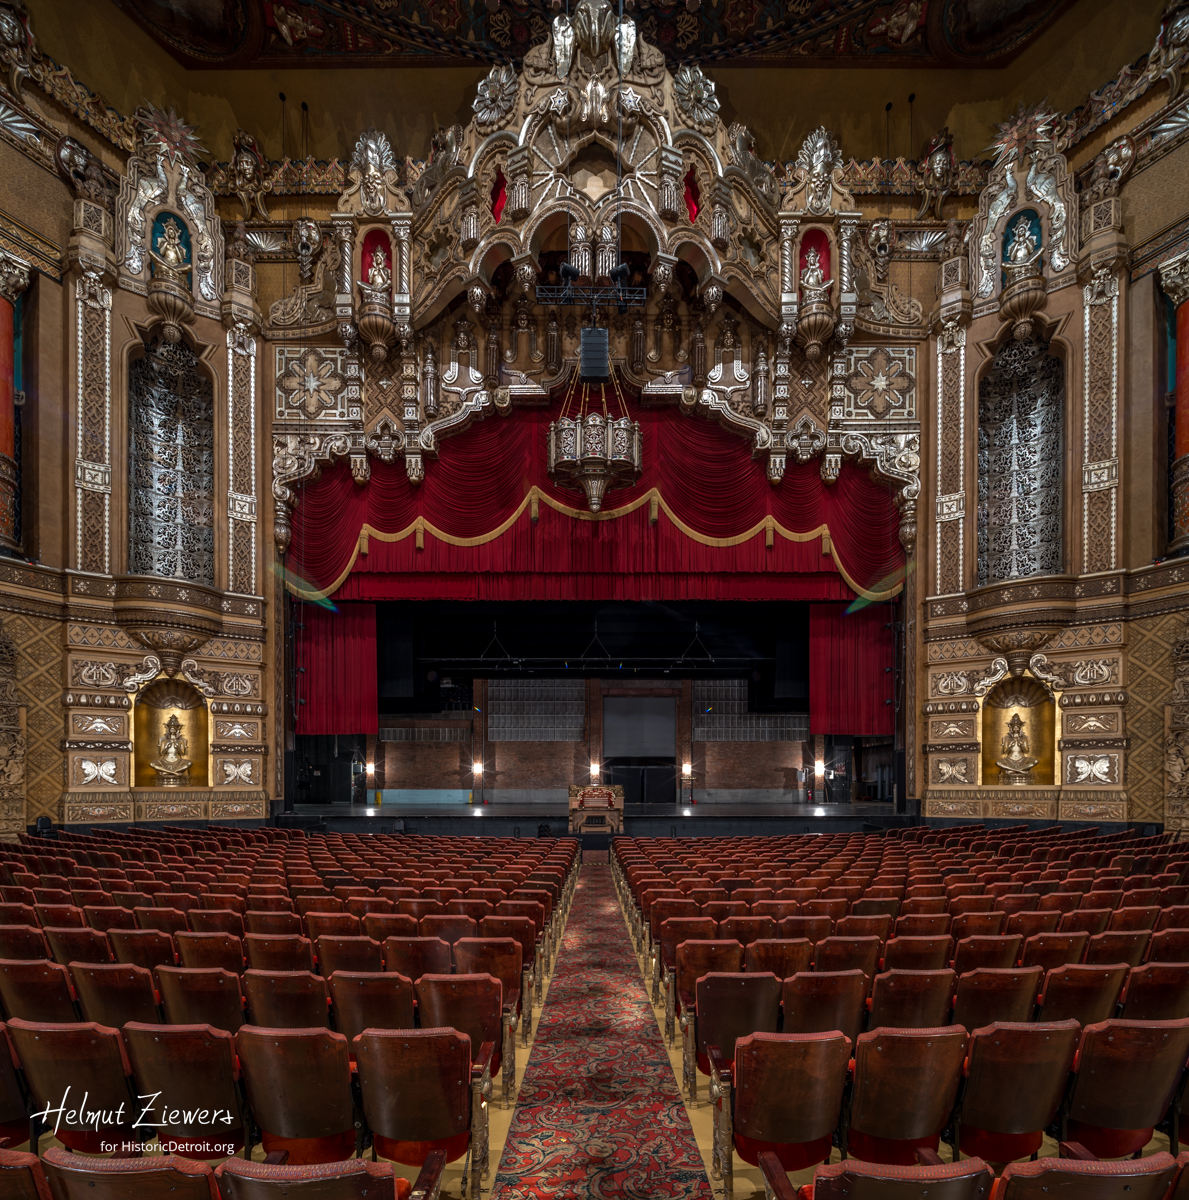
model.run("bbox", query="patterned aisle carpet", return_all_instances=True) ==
[489,863,713,1200]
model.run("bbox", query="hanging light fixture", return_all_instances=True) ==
[547,375,641,512]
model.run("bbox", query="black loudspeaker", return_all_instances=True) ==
[580,327,609,381]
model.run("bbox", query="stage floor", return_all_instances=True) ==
[291,800,895,819]
[282,799,909,842]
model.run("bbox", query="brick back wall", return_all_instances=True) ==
[696,740,803,791]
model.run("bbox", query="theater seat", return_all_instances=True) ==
[39,1148,220,1200]
[236,1025,356,1165]
[354,1027,488,1196]
[711,1031,850,1195]
[956,1020,1079,1163]
[846,1026,966,1165]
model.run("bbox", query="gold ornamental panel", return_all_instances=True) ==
[133,679,209,789]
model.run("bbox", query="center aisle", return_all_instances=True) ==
[489,861,713,1200]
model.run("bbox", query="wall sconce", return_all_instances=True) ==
[366,762,375,774]
[682,762,692,778]
[814,759,825,777]
[473,761,484,777]
[590,761,600,780]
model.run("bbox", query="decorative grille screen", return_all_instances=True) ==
[977,337,1064,587]
[128,338,215,584]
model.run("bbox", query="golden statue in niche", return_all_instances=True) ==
[996,712,1038,785]
[981,675,1055,787]
[150,217,190,284]
[367,246,391,291]
[150,713,192,786]
[134,678,208,788]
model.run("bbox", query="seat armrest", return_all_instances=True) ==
[473,1040,496,1079]
[707,1044,732,1088]
[1058,1141,1098,1160]
[914,1148,944,1167]
[757,1150,798,1200]
[411,1148,447,1200]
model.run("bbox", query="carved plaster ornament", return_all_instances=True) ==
[1151,0,1189,98]
[0,3,34,97]
[796,127,844,215]
[917,127,956,220]
[55,135,114,211]
[941,219,965,261]
[673,64,720,128]
[230,128,271,220]
[725,123,778,206]
[552,14,576,78]
[473,64,519,128]
[343,129,400,216]
[293,217,320,285]
[866,220,893,283]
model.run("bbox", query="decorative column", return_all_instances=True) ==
[1160,253,1189,555]
[934,320,967,595]
[1080,267,1122,571]
[0,254,30,551]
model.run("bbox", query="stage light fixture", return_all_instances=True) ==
[814,759,825,777]
[559,261,579,283]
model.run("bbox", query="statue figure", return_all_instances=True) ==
[800,246,830,295]
[150,713,192,786]
[367,245,392,292]
[150,217,190,283]
[995,712,1038,784]
[916,127,956,220]
[1006,214,1041,268]
[231,127,271,220]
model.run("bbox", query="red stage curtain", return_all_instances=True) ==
[285,385,904,603]
[809,602,895,736]
[294,602,378,736]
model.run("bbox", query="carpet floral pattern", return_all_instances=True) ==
[489,863,713,1200]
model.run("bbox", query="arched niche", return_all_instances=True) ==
[134,678,209,788]
[127,335,215,585]
[976,334,1064,587]
[359,227,394,296]
[981,675,1055,787]
[797,227,835,299]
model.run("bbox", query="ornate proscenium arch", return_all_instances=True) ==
[269,0,921,561]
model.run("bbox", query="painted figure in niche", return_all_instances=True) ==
[150,217,190,283]
[1006,214,1040,267]
[150,713,192,785]
[800,246,830,294]
[368,245,392,292]
[996,713,1038,783]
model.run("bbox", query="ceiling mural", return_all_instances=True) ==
[107,0,1075,68]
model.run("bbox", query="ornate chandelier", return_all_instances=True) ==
[547,377,642,512]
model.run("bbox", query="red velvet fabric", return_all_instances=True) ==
[293,602,379,736]
[286,391,903,603]
[809,602,895,736]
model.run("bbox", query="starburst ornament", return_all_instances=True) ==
[987,101,1058,167]
[136,103,207,167]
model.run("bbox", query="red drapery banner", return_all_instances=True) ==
[286,386,904,603]
[294,602,379,736]
[809,602,895,736]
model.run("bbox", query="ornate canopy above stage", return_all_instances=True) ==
[286,380,904,602]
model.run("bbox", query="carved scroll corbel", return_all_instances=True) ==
[838,431,921,554]
[971,657,1010,697]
